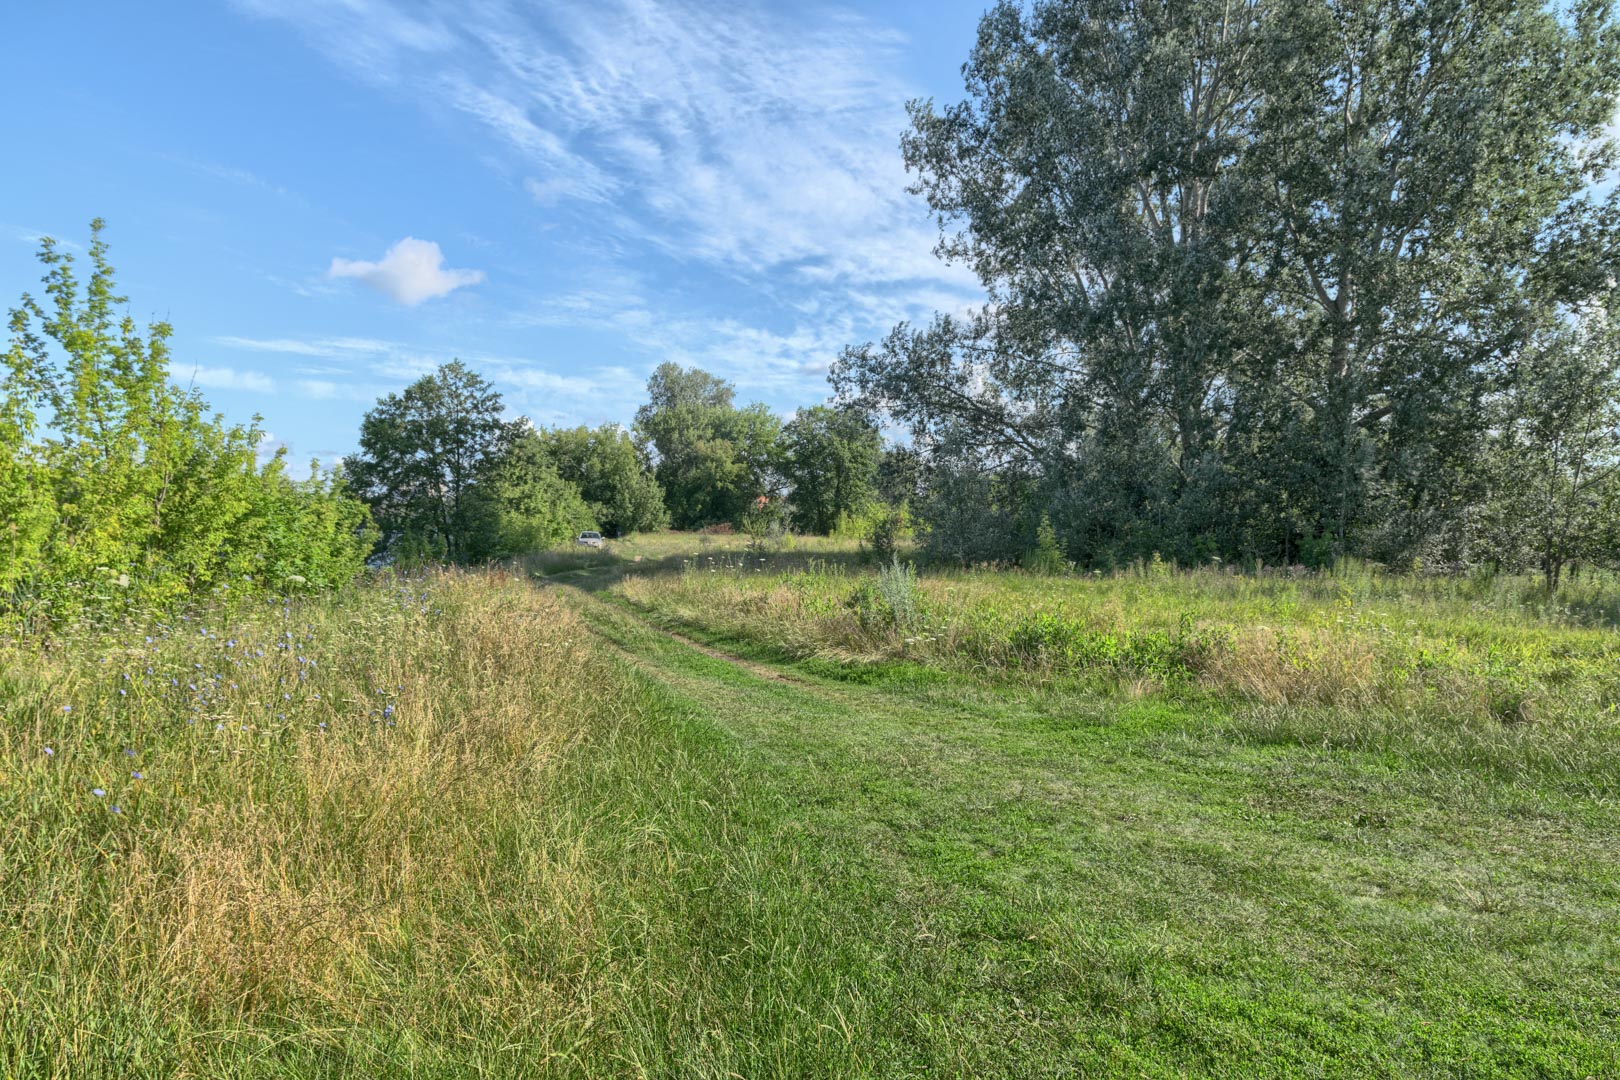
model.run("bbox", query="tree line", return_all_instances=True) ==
[836,0,1620,584]
[341,358,890,562]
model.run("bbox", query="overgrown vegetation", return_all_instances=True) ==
[1,572,630,1072]
[615,549,1620,731]
[8,547,1620,1075]
[9,1,1620,1073]
[836,0,1620,577]
[0,223,375,624]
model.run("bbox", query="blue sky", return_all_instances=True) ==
[4,0,988,466]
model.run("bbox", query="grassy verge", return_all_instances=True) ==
[612,552,1620,727]
[1,571,669,1076]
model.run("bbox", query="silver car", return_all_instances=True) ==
[576,530,604,548]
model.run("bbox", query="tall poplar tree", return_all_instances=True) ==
[835,0,1620,566]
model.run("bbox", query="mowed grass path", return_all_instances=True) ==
[568,581,1620,1078]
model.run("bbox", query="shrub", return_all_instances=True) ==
[1023,513,1067,574]
[877,557,922,630]
[742,500,787,555]
[2,223,375,625]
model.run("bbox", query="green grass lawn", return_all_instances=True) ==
[4,543,1618,1076]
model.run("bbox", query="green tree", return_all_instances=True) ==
[634,363,782,528]
[782,405,882,535]
[1242,0,1620,555]
[874,445,925,509]
[345,361,512,563]
[482,424,597,557]
[1,220,373,619]
[1484,308,1620,588]
[835,0,1620,568]
[0,326,52,600]
[542,424,666,536]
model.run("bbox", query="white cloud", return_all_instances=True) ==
[328,237,486,306]
[173,365,275,393]
[255,431,286,465]
[7,224,83,250]
[296,379,381,403]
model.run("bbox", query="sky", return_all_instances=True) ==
[3,0,990,467]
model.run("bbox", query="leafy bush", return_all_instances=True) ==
[1,222,375,624]
[1023,513,1067,574]
[742,498,788,555]
[868,506,909,564]
[1005,610,1218,681]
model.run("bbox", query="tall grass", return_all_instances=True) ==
[613,554,1620,732]
[0,570,654,1076]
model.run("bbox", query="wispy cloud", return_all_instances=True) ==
[216,335,397,357]
[328,237,485,305]
[294,379,381,402]
[232,0,979,291]
[173,364,275,393]
[6,223,84,251]
[157,153,305,205]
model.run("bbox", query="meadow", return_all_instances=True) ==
[4,537,1619,1076]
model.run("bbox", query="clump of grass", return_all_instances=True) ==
[848,556,923,633]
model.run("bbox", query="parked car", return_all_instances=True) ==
[576,531,604,548]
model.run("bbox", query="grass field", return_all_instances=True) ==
[4,536,1619,1076]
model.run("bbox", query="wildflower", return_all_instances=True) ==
[92,788,105,797]
[124,748,135,757]
[43,747,54,757]
[131,771,143,780]
[61,705,71,713]
[110,806,122,814]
